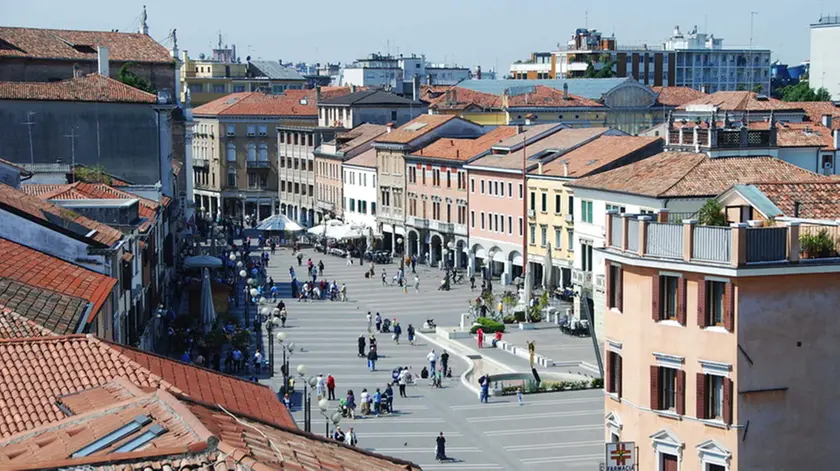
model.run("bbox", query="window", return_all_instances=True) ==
[519,183,523,199]
[258,142,268,161]
[656,367,679,411]
[189,83,203,93]
[471,210,475,228]
[540,193,547,212]
[608,263,622,310]
[606,203,626,214]
[480,212,485,230]
[446,171,451,188]
[529,224,536,245]
[568,196,574,216]
[540,225,547,246]
[519,217,523,236]
[471,178,475,193]
[606,351,622,397]
[657,275,680,321]
[554,228,562,249]
[704,280,725,327]
[494,214,499,231]
[555,194,561,213]
[248,172,266,189]
[371,202,376,215]
[480,180,485,194]
[246,142,256,161]
[529,191,536,210]
[226,125,235,136]
[214,84,225,93]
[408,167,416,183]
[349,198,356,212]
[391,110,398,121]
[226,143,236,161]
[581,200,594,223]
[226,167,237,187]
[508,216,513,234]
[705,375,724,420]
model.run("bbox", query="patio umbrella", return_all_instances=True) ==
[543,243,554,290]
[200,267,217,331]
[366,226,375,251]
[184,255,223,269]
[256,213,303,233]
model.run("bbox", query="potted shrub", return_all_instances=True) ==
[801,230,836,258]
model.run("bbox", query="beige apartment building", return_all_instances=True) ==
[601,211,840,471]
[192,91,317,222]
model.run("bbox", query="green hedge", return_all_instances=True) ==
[470,317,506,334]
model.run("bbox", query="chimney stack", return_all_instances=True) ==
[834,129,839,151]
[97,46,110,77]
[315,85,322,104]
[386,122,394,133]
[412,74,420,101]
[822,114,833,128]
[563,161,569,177]
[350,84,356,94]
[563,82,569,100]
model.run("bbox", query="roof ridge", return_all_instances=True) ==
[656,153,709,197]
[0,333,87,344]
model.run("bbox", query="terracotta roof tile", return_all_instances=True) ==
[679,90,802,112]
[323,123,389,155]
[538,135,662,177]
[0,305,56,340]
[0,335,294,439]
[470,127,609,170]
[750,181,840,219]
[195,87,354,117]
[424,86,503,111]
[0,183,123,247]
[0,278,88,335]
[22,181,163,232]
[776,122,836,150]
[651,86,707,107]
[506,85,605,108]
[0,26,174,63]
[412,126,520,161]
[0,237,116,327]
[0,74,157,103]
[375,114,458,144]
[787,101,840,129]
[343,148,377,168]
[570,152,826,197]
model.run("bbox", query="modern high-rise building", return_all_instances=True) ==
[809,15,840,100]
[510,26,772,94]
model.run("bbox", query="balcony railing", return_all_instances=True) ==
[604,212,830,268]
[572,268,593,288]
[247,160,271,168]
[429,220,454,233]
[414,218,429,229]
[192,158,208,168]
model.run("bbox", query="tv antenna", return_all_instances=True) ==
[22,112,36,165]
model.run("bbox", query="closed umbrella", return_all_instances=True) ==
[366,226,375,252]
[200,268,217,331]
[543,243,554,290]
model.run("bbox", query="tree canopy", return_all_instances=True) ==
[117,63,155,94]
[775,81,832,102]
[697,199,729,226]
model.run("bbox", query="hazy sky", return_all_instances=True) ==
[2,0,834,71]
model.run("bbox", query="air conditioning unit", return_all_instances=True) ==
[247,132,256,137]
[527,209,536,218]
[259,132,267,136]
[226,132,235,137]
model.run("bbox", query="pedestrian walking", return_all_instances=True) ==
[398,368,409,397]
[316,373,325,399]
[345,390,356,419]
[358,334,366,357]
[435,432,447,462]
[366,311,373,332]
[346,252,353,265]
[340,283,347,301]
[374,312,382,332]
[253,349,263,374]
[327,374,336,400]
[427,349,437,373]
[279,308,287,327]
[384,383,394,413]
[289,266,296,279]
[470,274,476,290]
[414,275,420,293]
[407,324,415,345]
[517,385,524,406]
[232,348,242,374]
[477,327,485,349]
[296,253,303,266]
[372,388,382,416]
[478,374,490,403]
[410,255,417,273]
[440,350,449,376]
[393,320,402,344]
[367,346,378,371]
[318,260,324,276]
[381,269,387,286]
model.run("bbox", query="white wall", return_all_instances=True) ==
[810,23,840,100]
[343,165,377,230]
[778,147,820,174]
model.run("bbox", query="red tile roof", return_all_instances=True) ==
[0,305,56,340]
[413,126,520,161]
[506,85,604,108]
[0,74,157,104]
[195,87,354,117]
[331,123,389,153]
[750,181,840,219]
[0,377,419,471]
[470,127,609,170]
[425,86,503,111]
[0,278,88,336]
[375,114,460,144]
[570,152,826,197]
[679,91,802,112]
[776,122,836,150]
[0,237,116,326]
[651,86,707,107]
[537,135,663,177]
[22,182,164,232]
[0,26,174,63]
[0,335,294,438]
[787,101,840,129]
[0,183,123,247]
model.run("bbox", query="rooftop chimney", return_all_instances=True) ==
[386,122,394,133]
[315,85,322,104]
[563,162,569,177]
[834,129,839,151]
[822,114,833,128]
[97,46,110,77]
[563,83,569,100]
[350,84,357,94]
[537,161,543,174]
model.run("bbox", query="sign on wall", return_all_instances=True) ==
[605,442,636,471]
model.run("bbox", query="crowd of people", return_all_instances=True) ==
[290,256,348,302]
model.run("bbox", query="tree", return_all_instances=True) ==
[778,81,832,102]
[752,84,764,94]
[583,55,616,79]
[117,62,155,94]
[74,165,112,184]
[697,199,728,226]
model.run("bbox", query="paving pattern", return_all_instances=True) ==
[260,247,604,470]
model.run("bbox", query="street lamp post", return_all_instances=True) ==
[445,240,455,288]
[264,315,279,377]
[297,364,318,433]
[397,236,404,270]
[322,214,331,251]
[318,398,342,437]
[276,331,295,395]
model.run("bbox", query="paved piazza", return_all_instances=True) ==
[260,246,603,470]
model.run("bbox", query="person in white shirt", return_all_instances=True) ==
[427,349,437,373]
[360,388,371,415]
[316,374,325,399]
[253,350,263,374]
[398,368,409,398]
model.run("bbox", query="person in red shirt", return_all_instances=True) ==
[493,330,503,347]
[326,374,336,400]
[476,328,484,349]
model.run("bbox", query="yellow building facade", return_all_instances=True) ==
[526,174,575,287]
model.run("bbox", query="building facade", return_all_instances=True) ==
[809,15,840,100]
[314,123,387,220]
[373,115,483,252]
[342,149,378,231]
[317,89,427,129]
[601,214,840,471]
[339,53,472,93]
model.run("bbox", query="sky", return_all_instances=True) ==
[1,0,835,72]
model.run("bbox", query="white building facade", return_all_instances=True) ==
[342,153,378,231]
[809,15,840,100]
[340,53,471,91]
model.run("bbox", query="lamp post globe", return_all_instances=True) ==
[296,364,307,377]
[318,398,329,411]
[237,261,244,269]
[239,270,247,278]
[250,288,258,297]
[229,253,236,261]
[276,331,287,342]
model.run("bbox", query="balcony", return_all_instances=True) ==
[565,214,574,223]
[572,268,593,289]
[246,160,271,169]
[527,209,536,219]
[192,158,208,168]
[316,200,334,211]
[414,218,429,229]
[604,211,834,268]
[430,220,454,234]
